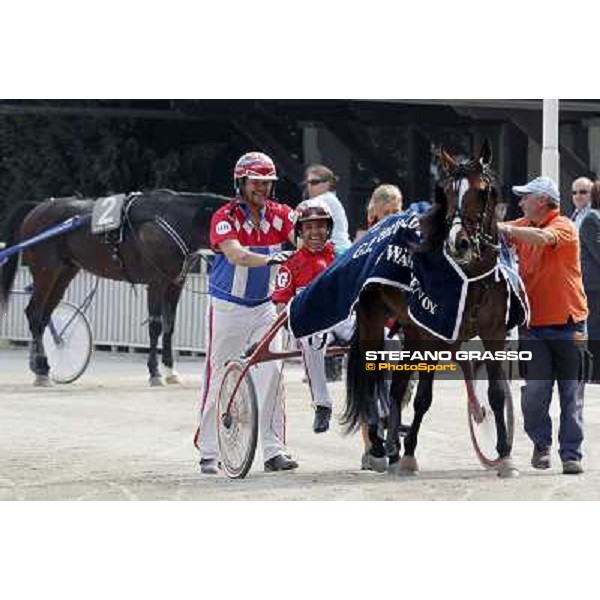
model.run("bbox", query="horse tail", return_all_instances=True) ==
[341,328,368,433]
[0,201,38,307]
[341,290,386,434]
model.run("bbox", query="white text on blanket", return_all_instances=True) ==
[409,276,439,315]
[351,215,419,260]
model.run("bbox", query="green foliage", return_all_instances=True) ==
[0,112,221,235]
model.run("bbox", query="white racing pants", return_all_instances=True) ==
[298,334,332,409]
[196,298,286,463]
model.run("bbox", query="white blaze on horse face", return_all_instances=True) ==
[458,178,469,208]
[448,178,469,254]
[448,220,461,254]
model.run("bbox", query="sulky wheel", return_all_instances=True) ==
[217,359,259,479]
[44,301,93,384]
[467,360,515,469]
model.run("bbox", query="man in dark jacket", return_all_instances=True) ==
[579,180,600,381]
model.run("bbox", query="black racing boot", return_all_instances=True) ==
[264,454,299,472]
[313,406,332,433]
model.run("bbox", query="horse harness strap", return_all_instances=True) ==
[448,178,500,259]
[463,265,501,334]
[154,216,197,284]
[477,187,501,252]
[104,195,196,289]
[110,242,136,287]
[154,216,190,257]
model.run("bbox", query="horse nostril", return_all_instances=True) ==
[458,239,470,252]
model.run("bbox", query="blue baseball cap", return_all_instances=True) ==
[512,176,560,203]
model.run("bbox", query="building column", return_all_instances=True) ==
[588,118,600,178]
[406,125,430,202]
[541,99,560,187]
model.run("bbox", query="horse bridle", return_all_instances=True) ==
[444,162,501,260]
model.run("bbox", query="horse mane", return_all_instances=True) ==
[414,185,447,253]
[451,158,497,183]
[150,189,231,204]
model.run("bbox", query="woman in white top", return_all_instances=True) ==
[304,164,352,255]
[303,165,352,381]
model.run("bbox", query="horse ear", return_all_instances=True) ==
[434,184,448,210]
[479,139,492,166]
[419,186,448,251]
[439,148,457,173]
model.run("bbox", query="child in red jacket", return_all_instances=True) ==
[272,199,336,433]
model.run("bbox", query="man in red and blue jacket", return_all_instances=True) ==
[194,151,298,475]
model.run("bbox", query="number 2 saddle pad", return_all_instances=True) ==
[91,194,127,234]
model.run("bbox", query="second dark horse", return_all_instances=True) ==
[0,190,227,386]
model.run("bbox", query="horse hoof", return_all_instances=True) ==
[149,375,164,387]
[367,454,388,473]
[387,460,400,476]
[165,372,182,385]
[497,458,519,478]
[34,375,53,387]
[398,455,419,475]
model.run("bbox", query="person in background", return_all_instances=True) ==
[498,176,588,475]
[368,185,432,226]
[303,164,352,255]
[579,180,600,382]
[367,183,403,226]
[570,176,593,232]
[304,164,352,380]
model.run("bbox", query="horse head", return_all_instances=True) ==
[434,140,503,270]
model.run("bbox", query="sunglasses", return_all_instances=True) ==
[304,179,326,186]
[572,190,590,195]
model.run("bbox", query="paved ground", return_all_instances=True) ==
[1,345,599,500]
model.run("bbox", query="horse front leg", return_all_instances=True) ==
[27,321,50,386]
[355,330,389,473]
[25,284,53,386]
[365,422,388,472]
[147,284,163,386]
[161,283,183,384]
[483,339,519,478]
[386,369,413,470]
[397,371,435,475]
[25,265,78,387]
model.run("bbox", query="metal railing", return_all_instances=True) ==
[0,263,210,353]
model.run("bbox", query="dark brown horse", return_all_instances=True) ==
[0,190,227,386]
[343,141,519,478]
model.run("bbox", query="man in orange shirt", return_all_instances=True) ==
[498,176,588,475]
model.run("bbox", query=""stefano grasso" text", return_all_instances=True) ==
[364,350,532,362]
